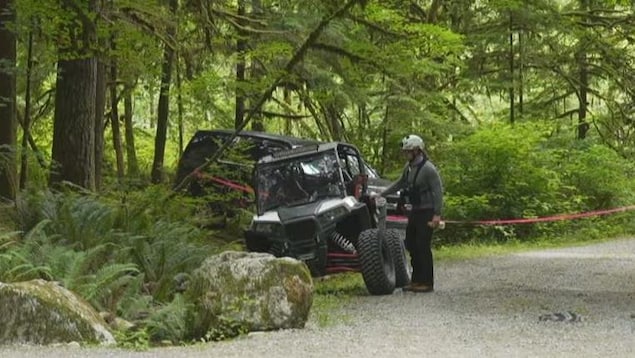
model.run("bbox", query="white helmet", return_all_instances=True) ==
[400,134,425,151]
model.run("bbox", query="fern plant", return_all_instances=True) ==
[144,294,192,344]
[2,185,228,344]
[0,219,56,282]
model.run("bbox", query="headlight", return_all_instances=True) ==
[252,222,282,235]
[318,206,348,226]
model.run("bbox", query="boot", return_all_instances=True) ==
[409,283,434,293]
[402,283,415,292]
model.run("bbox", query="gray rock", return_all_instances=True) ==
[185,251,313,338]
[0,280,115,346]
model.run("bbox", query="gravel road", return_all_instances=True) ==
[2,238,634,358]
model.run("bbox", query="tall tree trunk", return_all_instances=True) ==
[0,0,17,200]
[94,58,107,190]
[380,102,389,176]
[149,91,155,129]
[176,55,184,156]
[234,0,247,129]
[52,58,98,190]
[518,31,523,117]
[250,0,264,132]
[325,104,343,140]
[50,0,98,190]
[94,0,112,191]
[427,0,442,23]
[110,52,124,181]
[577,52,589,139]
[151,0,178,184]
[20,27,34,190]
[508,11,515,124]
[124,84,139,177]
[576,0,590,139]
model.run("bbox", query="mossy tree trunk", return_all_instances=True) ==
[50,0,100,190]
[94,58,107,190]
[151,0,178,184]
[0,0,17,200]
[576,0,590,140]
[123,84,139,177]
[110,40,124,181]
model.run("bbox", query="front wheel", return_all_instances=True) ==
[384,229,410,288]
[357,229,395,295]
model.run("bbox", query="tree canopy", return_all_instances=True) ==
[0,0,632,193]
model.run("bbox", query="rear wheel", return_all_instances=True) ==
[357,229,395,295]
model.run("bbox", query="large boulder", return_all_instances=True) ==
[186,251,313,338]
[0,280,115,346]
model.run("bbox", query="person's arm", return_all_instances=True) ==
[421,164,444,227]
[379,165,408,197]
[428,167,443,216]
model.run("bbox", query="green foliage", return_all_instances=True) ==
[144,294,191,344]
[0,185,226,345]
[437,122,635,243]
[442,123,564,218]
[552,144,635,209]
[313,272,366,296]
[115,327,151,351]
[0,219,140,312]
[0,219,56,282]
[202,315,250,342]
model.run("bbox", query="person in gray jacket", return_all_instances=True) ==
[377,134,443,292]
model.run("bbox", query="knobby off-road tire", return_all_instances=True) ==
[384,228,410,288]
[357,228,396,295]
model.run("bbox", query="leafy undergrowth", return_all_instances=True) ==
[0,204,15,232]
[0,184,244,348]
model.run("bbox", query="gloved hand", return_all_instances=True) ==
[428,215,445,229]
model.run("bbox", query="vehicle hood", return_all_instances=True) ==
[253,197,358,223]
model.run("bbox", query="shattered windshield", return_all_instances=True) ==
[256,150,345,214]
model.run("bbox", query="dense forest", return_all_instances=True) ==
[1,0,635,346]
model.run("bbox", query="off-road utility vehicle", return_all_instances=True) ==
[174,129,404,224]
[244,142,410,295]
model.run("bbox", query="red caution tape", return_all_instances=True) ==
[387,205,635,226]
[192,169,254,194]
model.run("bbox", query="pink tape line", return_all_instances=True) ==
[386,205,635,225]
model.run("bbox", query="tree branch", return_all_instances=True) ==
[260,110,312,120]
[310,42,369,64]
[172,0,363,192]
[442,97,471,123]
[210,7,269,28]
[346,15,406,38]
[309,42,400,79]
[116,7,177,50]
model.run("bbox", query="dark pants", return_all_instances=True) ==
[405,208,434,286]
